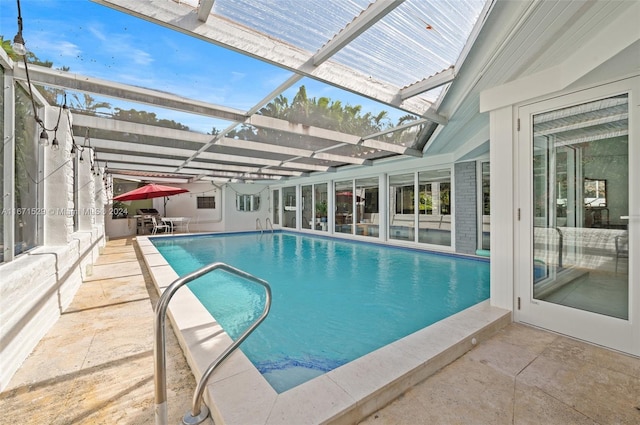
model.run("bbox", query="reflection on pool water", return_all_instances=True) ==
[152,232,489,392]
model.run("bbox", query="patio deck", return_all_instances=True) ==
[1,237,638,424]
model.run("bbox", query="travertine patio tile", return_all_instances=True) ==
[517,344,640,425]
[0,237,205,425]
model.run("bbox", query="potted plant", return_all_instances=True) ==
[316,200,328,222]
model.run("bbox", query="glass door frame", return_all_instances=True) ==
[515,77,639,356]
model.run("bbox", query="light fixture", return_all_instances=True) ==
[12,32,27,56]
[12,0,27,56]
[51,137,60,151]
[65,100,81,160]
[79,151,84,162]
[39,129,49,146]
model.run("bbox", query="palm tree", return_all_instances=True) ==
[69,93,111,115]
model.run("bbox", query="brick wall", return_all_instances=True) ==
[455,162,477,255]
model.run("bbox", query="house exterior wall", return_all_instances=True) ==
[480,0,640,351]
[0,106,106,391]
[488,106,515,311]
[151,182,225,233]
[145,182,268,234]
[454,161,477,255]
[221,183,271,232]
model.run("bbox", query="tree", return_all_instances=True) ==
[69,93,111,115]
[252,85,421,157]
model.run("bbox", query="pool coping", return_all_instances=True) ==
[137,235,511,425]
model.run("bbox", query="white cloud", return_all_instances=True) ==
[230,71,246,82]
[27,33,81,60]
[131,49,154,66]
[56,41,82,58]
[87,25,107,42]
[84,21,155,67]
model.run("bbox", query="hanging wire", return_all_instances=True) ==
[227,183,269,196]
[15,0,66,146]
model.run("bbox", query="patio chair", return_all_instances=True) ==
[182,217,191,233]
[151,216,171,234]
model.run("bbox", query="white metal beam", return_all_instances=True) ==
[312,0,404,66]
[216,137,371,166]
[95,149,304,177]
[107,161,282,180]
[247,115,423,157]
[399,67,456,101]
[178,0,405,171]
[81,136,319,173]
[92,0,443,119]
[17,60,427,172]
[197,0,215,22]
[73,115,347,171]
[14,63,246,122]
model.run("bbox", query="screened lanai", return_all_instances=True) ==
[2,1,639,423]
[1,0,490,184]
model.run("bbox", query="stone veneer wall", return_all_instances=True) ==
[454,162,478,255]
[0,107,106,391]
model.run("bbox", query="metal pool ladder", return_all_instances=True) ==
[154,262,272,425]
[256,218,274,234]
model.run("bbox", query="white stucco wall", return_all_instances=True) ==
[147,181,271,233]
[488,107,515,310]
[0,107,106,391]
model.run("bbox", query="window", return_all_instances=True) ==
[584,178,607,207]
[355,177,378,237]
[314,183,328,232]
[418,169,451,246]
[282,186,296,228]
[14,84,40,257]
[236,194,260,212]
[389,173,415,241]
[335,180,353,234]
[272,189,280,225]
[529,92,629,318]
[197,196,216,209]
[389,170,451,246]
[302,185,313,229]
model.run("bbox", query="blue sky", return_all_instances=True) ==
[1,0,412,133]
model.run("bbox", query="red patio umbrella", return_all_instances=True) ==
[336,191,363,202]
[113,183,189,215]
[113,183,189,201]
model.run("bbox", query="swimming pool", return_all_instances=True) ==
[151,232,489,393]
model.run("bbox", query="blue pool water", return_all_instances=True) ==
[152,232,489,392]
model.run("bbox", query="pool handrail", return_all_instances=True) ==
[265,217,274,233]
[154,262,272,425]
[256,218,264,234]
